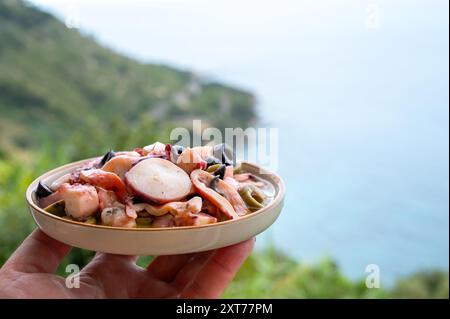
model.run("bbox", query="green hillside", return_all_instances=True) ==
[0,0,256,157]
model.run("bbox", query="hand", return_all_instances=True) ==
[0,229,254,298]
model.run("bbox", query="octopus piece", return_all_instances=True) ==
[97,188,118,211]
[115,151,141,157]
[201,198,220,218]
[192,146,213,160]
[224,166,234,179]
[101,206,136,228]
[234,173,266,189]
[139,142,167,157]
[176,147,208,174]
[224,176,240,191]
[174,212,217,227]
[133,196,216,227]
[209,176,249,217]
[101,155,138,180]
[152,213,175,228]
[80,169,127,202]
[132,196,202,217]
[233,173,252,182]
[125,198,138,219]
[50,173,72,191]
[38,190,63,209]
[125,158,192,204]
[190,169,241,219]
[59,183,99,220]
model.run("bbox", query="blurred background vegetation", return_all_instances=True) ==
[0,0,448,298]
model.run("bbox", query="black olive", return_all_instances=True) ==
[213,143,234,166]
[172,145,185,155]
[222,153,233,166]
[36,181,53,198]
[99,150,115,166]
[213,164,226,180]
[170,145,185,162]
[205,156,221,167]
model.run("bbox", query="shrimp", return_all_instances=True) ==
[190,169,241,219]
[80,169,127,202]
[101,155,137,180]
[59,183,99,220]
[101,206,136,228]
[132,196,202,217]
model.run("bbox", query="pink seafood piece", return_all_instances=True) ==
[190,169,241,219]
[132,196,202,217]
[224,176,240,191]
[174,212,217,227]
[97,188,118,211]
[101,206,136,228]
[59,183,99,220]
[80,169,127,202]
[125,158,192,204]
[114,151,141,157]
[152,213,175,228]
[134,142,167,157]
[176,148,208,174]
[201,199,220,218]
[38,191,63,209]
[191,145,213,160]
[233,173,252,182]
[224,166,234,179]
[101,155,138,180]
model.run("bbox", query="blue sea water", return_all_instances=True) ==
[33,0,449,284]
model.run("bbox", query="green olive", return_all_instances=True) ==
[239,185,264,211]
[136,217,153,228]
[233,164,244,175]
[206,164,221,173]
[84,216,97,225]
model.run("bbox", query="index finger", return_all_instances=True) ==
[2,229,71,274]
[180,238,255,298]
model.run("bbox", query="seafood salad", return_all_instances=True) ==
[35,143,274,228]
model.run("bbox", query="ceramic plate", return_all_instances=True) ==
[26,159,285,255]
